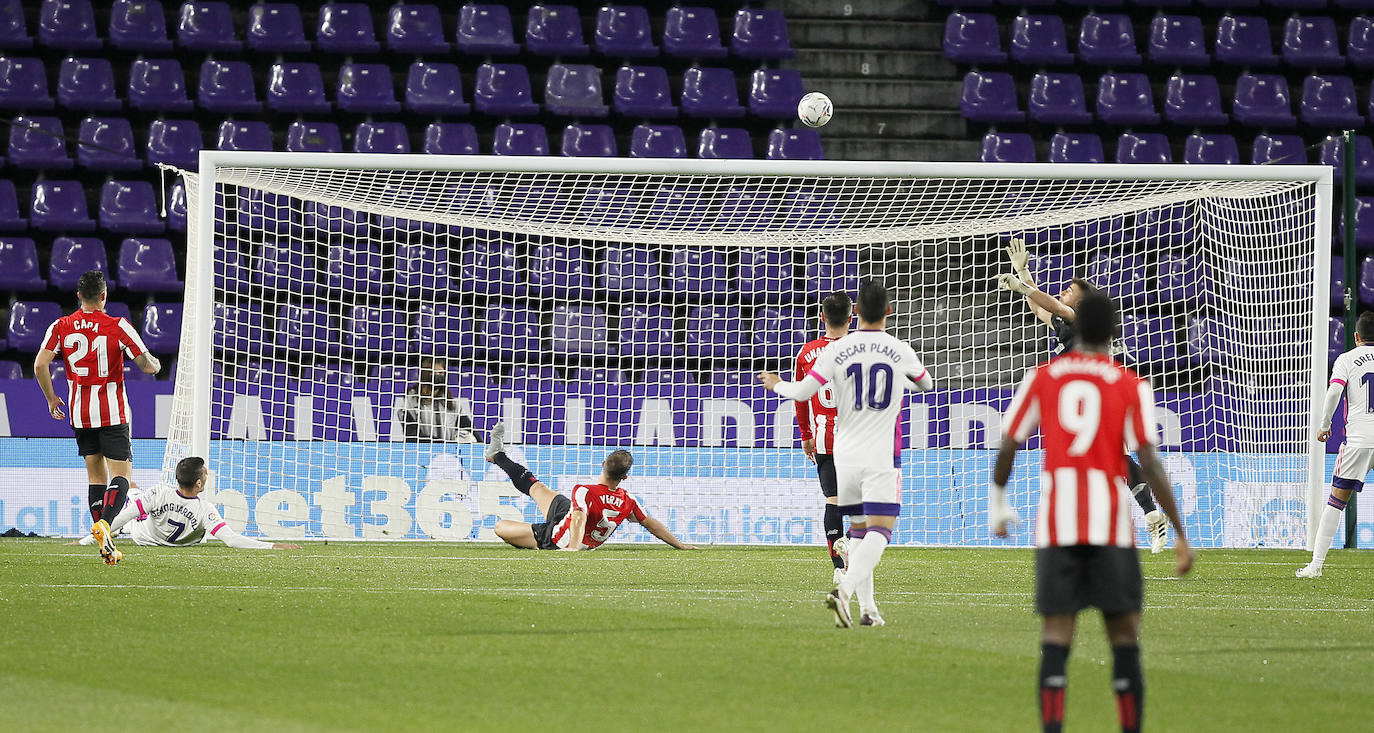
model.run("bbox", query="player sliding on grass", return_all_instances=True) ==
[796,292,854,585]
[486,425,696,551]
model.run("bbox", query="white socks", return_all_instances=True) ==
[1312,502,1345,565]
[840,531,890,601]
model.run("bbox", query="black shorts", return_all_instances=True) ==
[1035,545,1143,616]
[74,424,133,462]
[529,494,572,550]
[815,453,837,498]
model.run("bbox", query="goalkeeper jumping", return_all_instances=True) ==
[995,238,1171,553]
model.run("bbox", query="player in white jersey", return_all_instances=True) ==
[760,280,935,627]
[1299,311,1374,577]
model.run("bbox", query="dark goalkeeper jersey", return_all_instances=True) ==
[1051,313,1076,355]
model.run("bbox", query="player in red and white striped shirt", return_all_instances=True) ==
[992,290,1191,733]
[795,292,852,582]
[34,271,161,564]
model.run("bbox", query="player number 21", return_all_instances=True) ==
[1059,380,1101,456]
[63,333,110,378]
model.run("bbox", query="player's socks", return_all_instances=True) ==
[824,504,844,569]
[856,568,877,617]
[1112,644,1144,733]
[1039,643,1069,733]
[88,483,104,523]
[1311,495,1347,566]
[838,527,890,597]
[100,476,130,524]
[492,453,538,495]
[1131,483,1158,514]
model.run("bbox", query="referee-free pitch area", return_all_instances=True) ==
[2,542,1370,731]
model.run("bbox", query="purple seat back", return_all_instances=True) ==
[406,62,469,115]
[1010,15,1072,66]
[961,71,1023,123]
[545,63,607,117]
[1362,257,1374,307]
[0,180,24,229]
[31,180,95,231]
[715,187,775,231]
[337,63,400,114]
[1079,13,1141,66]
[1351,17,1374,70]
[614,66,676,118]
[526,5,588,56]
[353,122,410,154]
[1330,317,1346,363]
[110,0,172,51]
[9,301,63,351]
[982,132,1035,163]
[1087,251,1151,305]
[1148,15,1208,67]
[128,58,192,113]
[142,302,182,353]
[49,236,107,290]
[1184,133,1240,165]
[198,59,259,113]
[687,305,747,358]
[681,67,745,118]
[664,7,726,59]
[58,57,119,111]
[178,2,240,52]
[255,241,316,295]
[667,249,729,301]
[267,63,330,114]
[395,242,451,296]
[547,305,610,357]
[0,57,53,110]
[217,120,273,152]
[749,69,804,119]
[326,243,387,295]
[345,305,402,354]
[460,239,523,296]
[1300,75,1364,127]
[457,4,519,56]
[630,124,686,158]
[1251,133,1307,164]
[145,119,202,169]
[100,180,163,234]
[1318,134,1374,186]
[753,307,808,360]
[737,250,793,302]
[1119,316,1177,362]
[1283,16,1343,69]
[600,245,660,295]
[118,237,180,292]
[766,128,822,161]
[247,4,309,52]
[474,63,539,116]
[40,0,101,50]
[167,178,186,232]
[1028,72,1092,125]
[317,3,379,54]
[948,12,1008,65]
[698,128,752,159]
[1346,198,1374,248]
[0,0,27,49]
[596,6,656,58]
[804,250,860,297]
[9,115,71,169]
[387,4,448,54]
[0,360,22,379]
[1156,254,1201,302]
[276,303,340,356]
[1164,74,1227,126]
[561,124,616,157]
[732,8,792,59]
[0,237,45,291]
[619,305,681,357]
[424,123,479,155]
[1216,16,1277,67]
[529,242,590,297]
[492,123,549,156]
[480,302,539,359]
[286,121,342,153]
[1096,72,1158,125]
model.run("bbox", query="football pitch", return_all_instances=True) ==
[3,542,1371,732]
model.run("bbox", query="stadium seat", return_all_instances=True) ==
[1088,251,1151,306]
[545,64,608,117]
[0,180,26,230]
[31,180,94,231]
[0,0,29,49]
[1117,132,1173,164]
[716,186,777,231]
[579,184,637,226]
[217,120,272,151]
[686,306,747,358]
[246,3,309,52]
[561,124,616,157]
[1204,0,1262,9]
[681,67,746,118]
[39,0,100,51]
[1096,73,1159,125]
[474,63,539,116]
[178,1,239,52]
[109,0,171,51]
[1028,72,1092,125]
[57,57,119,111]
[667,249,730,301]
[1147,15,1208,67]
[648,185,712,228]
[1351,17,1374,70]
[600,245,660,296]
[1164,74,1228,126]
[145,119,202,169]
[301,200,367,238]
[0,57,54,109]
[804,250,860,297]
[460,239,523,296]
[981,132,1036,163]
[630,124,687,158]
[1232,74,1296,128]
[198,60,259,114]
[789,189,844,230]
[737,249,794,303]
[213,244,248,295]
[128,59,192,113]
[316,3,379,54]
[947,12,1007,65]
[394,242,451,295]
[732,8,793,60]
[1331,256,1347,309]
[276,303,340,356]
[1336,0,1374,8]
[337,63,400,114]
[528,242,590,297]
[344,305,403,355]
[1272,0,1331,7]
[1120,316,1178,363]
[100,180,163,233]
[8,116,71,169]
[457,4,519,56]
[639,369,691,385]
[547,305,611,357]
[595,5,656,58]
[960,71,1022,123]
[614,66,676,118]
[480,302,539,360]
[423,122,479,155]
[387,4,448,54]
[8,301,63,351]
[267,63,330,114]
[492,123,548,155]
[406,62,470,116]
[1079,14,1141,66]
[286,121,342,153]
[1319,135,1374,186]
[1331,317,1347,362]
[1009,15,1072,66]
[353,122,410,154]
[1184,133,1241,164]
[48,236,106,290]
[1283,16,1343,69]
[698,128,752,159]
[664,6,727,59]
[77,117,139,171]
[1251,133,1308,164]
[118,237,180,292]
[619,305,680,357]
[766,128,823,161]
[166,178,186,231]
[1346,197,1374,248]
[0,237,45,291]
[1300,75,1364,128]
[1048,132,1105,163]
[1216,16,1277,67]
[1155,253,1200,302]
[526,4,588,57]
[0,360,22,379]
[256,242,316,296]
[750,69,804,120]
[326,243,387,295]
[751,307,808,360]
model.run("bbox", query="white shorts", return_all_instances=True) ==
[835,462,901,516]
[1332,443,1374,492]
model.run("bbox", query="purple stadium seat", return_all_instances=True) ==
[630,124,687,158]
[698,127,752,159]
[1216,16,1277,68]
[947,12,1007,65]
[1165,74,1227,126]
[317,3,379,54]
[737,250,793,302]
[423,122,479,155]
[387,4,448,54]
[77,117,140,171]
[1232,74,1296,128]
[480,302,539,360]
[0,0,29,49]
[118,237,180,292]
[1251,133,1308,164]
[961,71,1023,123]
[667,249,729,301]
[1329,256,1345,309]
[716,186,775,231]
[474,63,539,116]
[1346,198,1374,248]
[1184,133,1241,164]
[0,57,53,110]
[354,122,409,154]
[1097,73,1159,125]
[344,306,403,355]
[752,307,808,360]
[457,4,519,56]
[1204,0,1261,8]
[614,66,676,118]
[1283,17,1343,69]
[267,63,330,114]
[198,60,259,114]
[0,360,21,379]
[1272,0,1332,7]
[547,305,611,357]
[247,4,309,52]
[1010,15,1072,66]
[276,303,340,356]
[981,132,1036,163]
[1028,72,1092,125]
[1079,14,1141,66]
[1331,317,1347,362]
[40,0,101,51]
[681,67,745,118]
[1336,0,1374,8]
[526,5,588,57]
[571,367,624,385]
[1319,135,1374,186]
[1088,251,1151,306]
[109,0,171,51]
[664,6,727,59]
[600,245,660,296]
[166,178,185,231]
[0,238,45,291]
[326,243,386,295]
[217,120,272,151]
[1119,316,1177,362]
[1301,75,1364,128]
[805,250,860,297]
[619,305,680,357]
[9,301,63,351]
[750,69,804,119]
[1365,260,1374,307]
[337,63,400,114]
[178,2,239,52]
[545,64,607,116]
[596,6,656,58]
[301,199,367,238]
[128,59,192,113]
[412,305,472,358]
[394,242,450,295]
[9,116,72,169]
[732,8,793,60]
[647,186,712,228]
[57,57,119,111]
[686,306,747,358]
[1155,253,1200,302]
[459,239,522,296]
[48,236,106,290]
[0,180,26,229]
[528,242,590,297]
[256,242,316,295]
[1147,15,1208,67]
[561,124,616,157]
[100,180,164,233]
[492,123,548,155]
[142,303,182,353]
[406,62,469,115]
[1048,132,1105,163]
[766,128,823,161]
[1351,17,1374,70]
[145,119,202,169]
[286,121,342,153]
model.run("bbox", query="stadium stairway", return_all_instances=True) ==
[775,0,977,161]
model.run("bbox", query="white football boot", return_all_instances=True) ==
[484,423,506,463]
[1295,562,1323,579]
[826,587,852,628]
[1145,510,1168,554]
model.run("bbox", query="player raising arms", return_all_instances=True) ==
[761,280,935,628]
[992,290,1192,733]
[796,292,854,583]
[34,270,160,564]
[485,425,696,551]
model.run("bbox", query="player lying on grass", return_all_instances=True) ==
[485,425,696,551]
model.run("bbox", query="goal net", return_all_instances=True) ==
[165,155,1331,548]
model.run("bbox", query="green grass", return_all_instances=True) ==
[2,541,1372,732]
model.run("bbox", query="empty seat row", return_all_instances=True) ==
[0,235,181,294]
[946,13,1374,69]
[9,299,181,353]
[937,0,1374,11]
[0,179,166,234]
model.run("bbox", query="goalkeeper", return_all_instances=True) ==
[995,238,1170,554]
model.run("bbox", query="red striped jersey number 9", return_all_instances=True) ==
[63,332,112,378]
[1059,380,1102,456]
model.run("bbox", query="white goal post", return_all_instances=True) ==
[167,153,1333,548]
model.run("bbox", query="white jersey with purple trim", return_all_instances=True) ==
[806,330,930,467]
[1328,345,1374,446]
[127,484,244,547]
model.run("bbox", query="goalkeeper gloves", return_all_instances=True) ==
[995,272,1032,295]
[1004,237,1029,273]
[989,483,1021,537]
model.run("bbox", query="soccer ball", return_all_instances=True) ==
[797,92,833,128]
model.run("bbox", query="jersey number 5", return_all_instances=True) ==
[63,333,111,378]
[589,511,620,543]
[1059,380,1102,456]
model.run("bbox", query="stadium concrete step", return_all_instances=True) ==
[820,109,966,139]
[773,0,932,21]
[818,78,960,110]
[788,49,955,80]
[820,137,981,161]
[788,19,941,50]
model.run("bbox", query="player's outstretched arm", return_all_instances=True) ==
[213,523,300,550]
[1136,443,1192,576]
[33,349,65,420]
[758,372,823,402]
[559,510,588,551]
[638,515,697,550]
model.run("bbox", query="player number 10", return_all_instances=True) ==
[844,363,895,411]
[1059,380,1102,456]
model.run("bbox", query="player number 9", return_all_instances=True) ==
[1059,380,1101,456]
